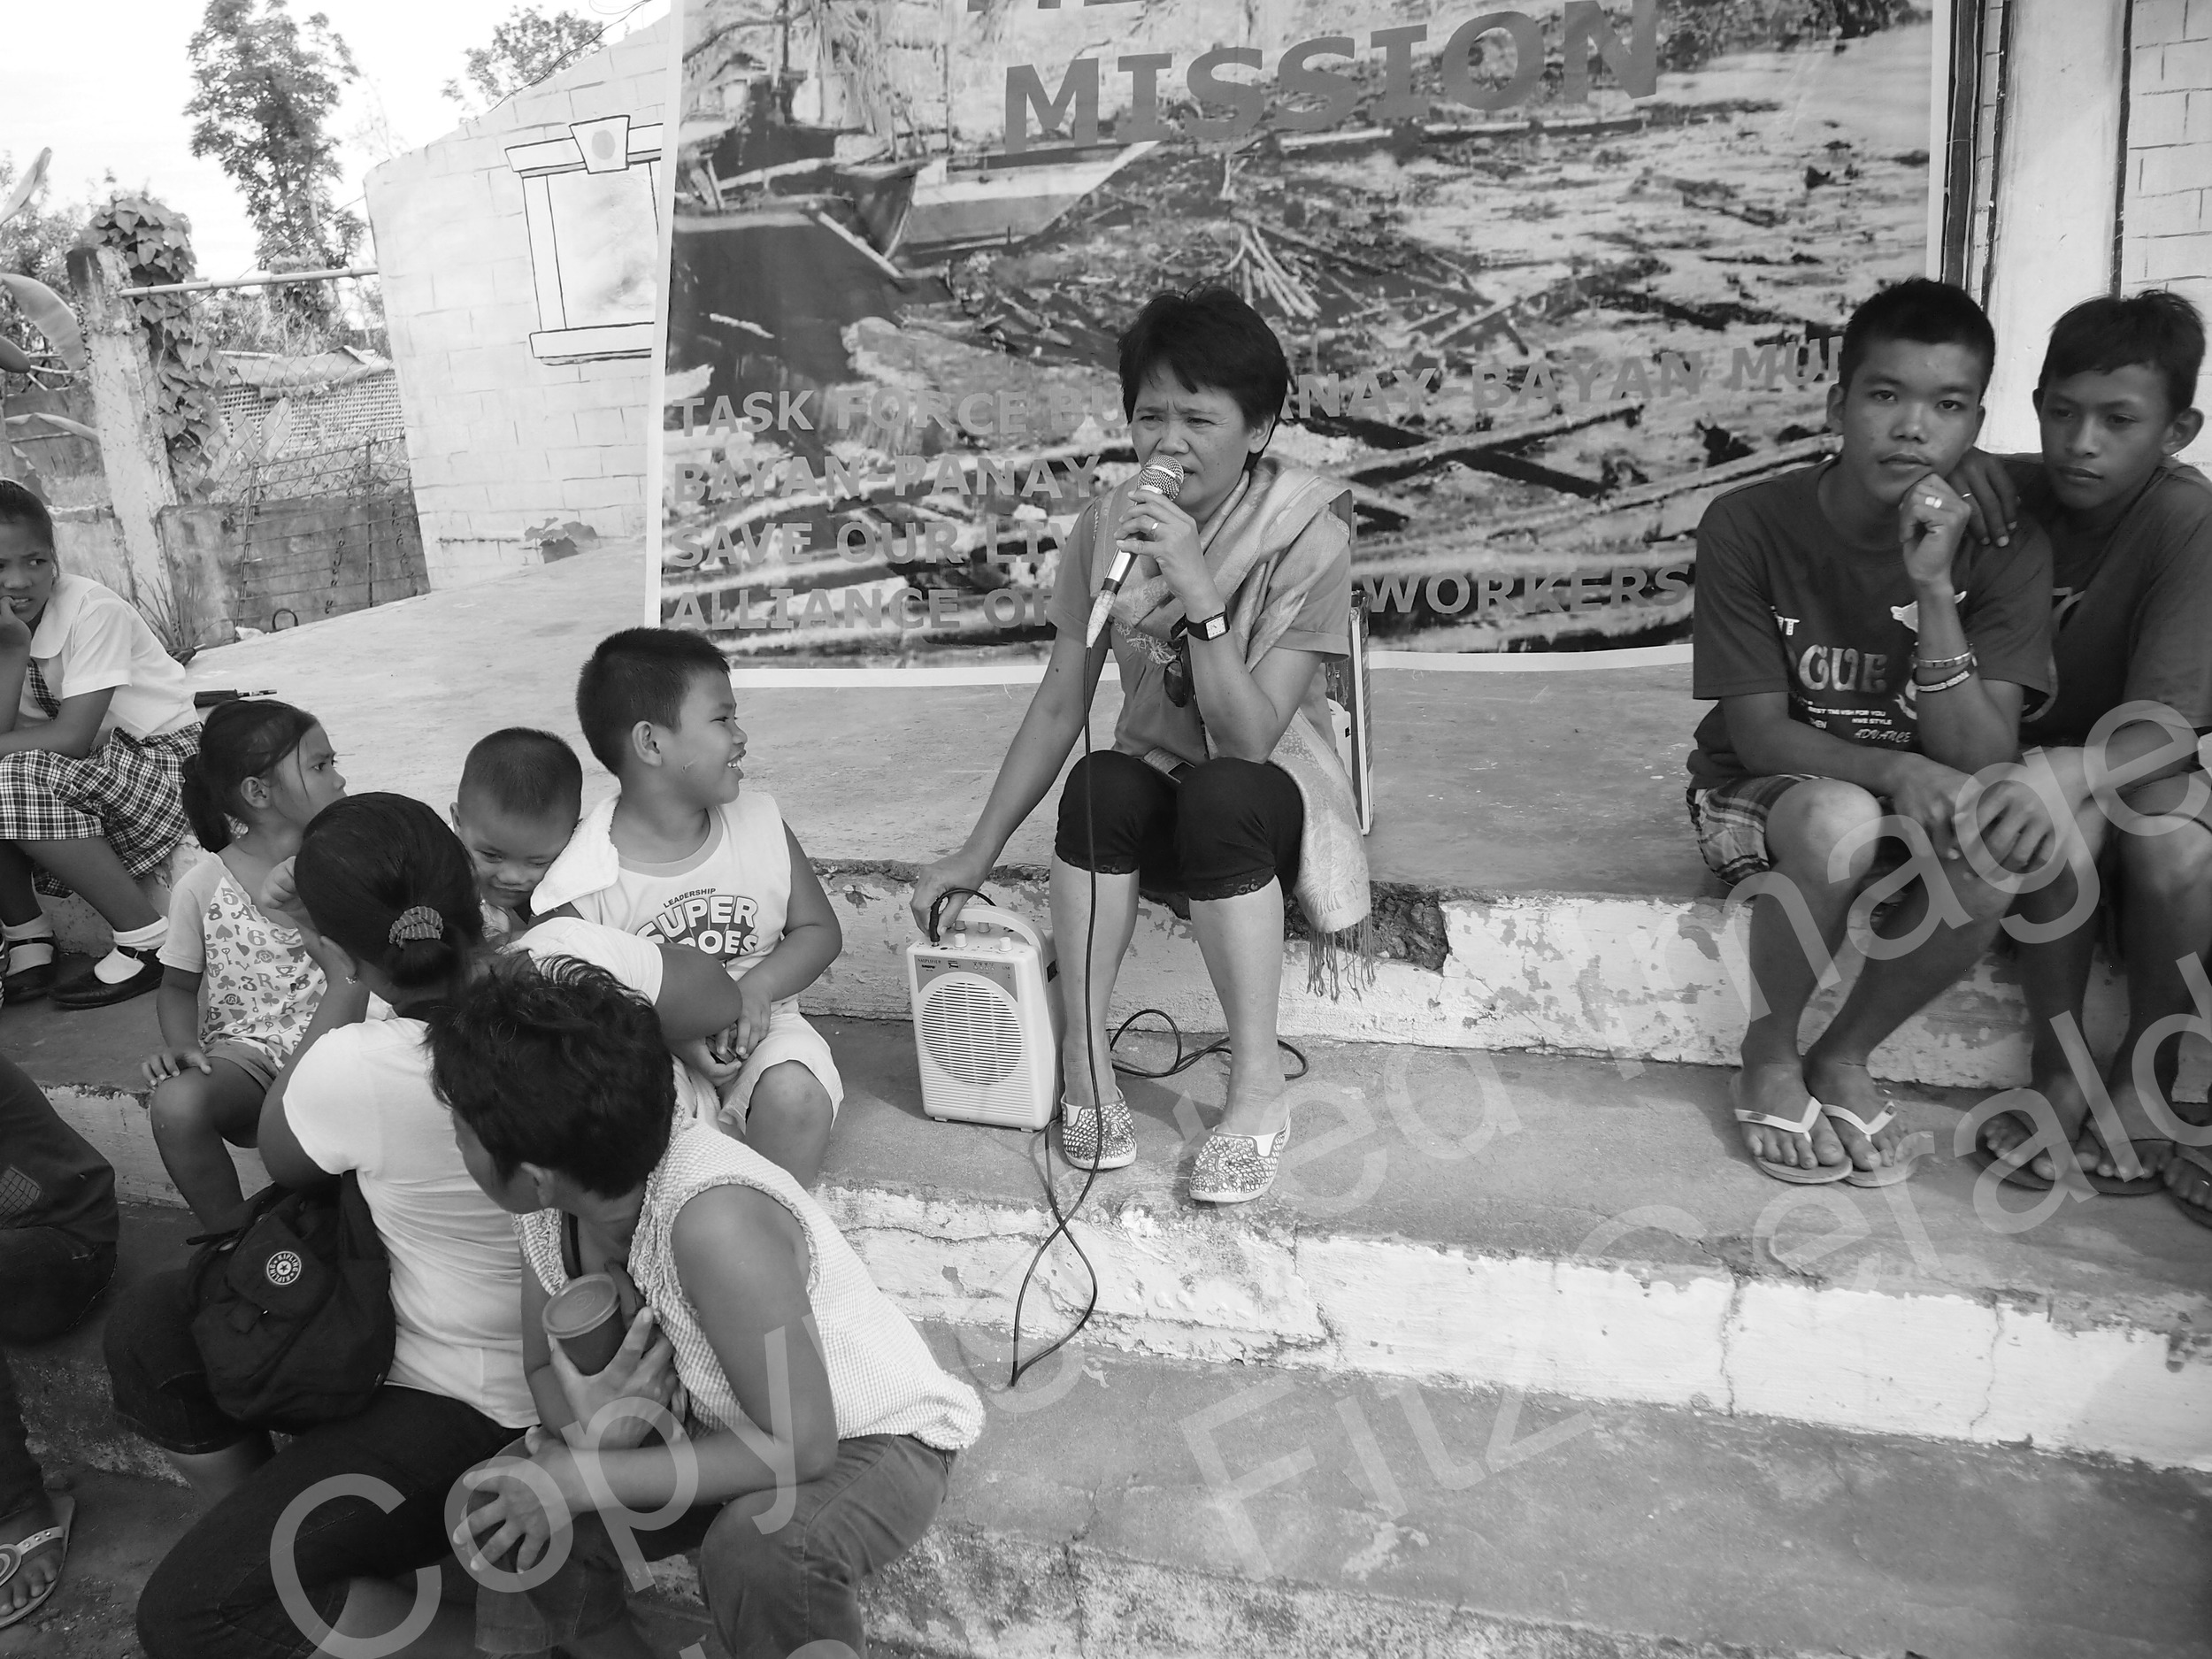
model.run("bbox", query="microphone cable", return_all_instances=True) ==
[1002,673,1108,1388]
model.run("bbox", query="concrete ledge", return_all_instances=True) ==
[25,1275,2209,1659]
[27,1018,2212,1474]
[815,868,2212,1097]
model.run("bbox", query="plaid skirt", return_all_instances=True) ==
[0,726,200,897]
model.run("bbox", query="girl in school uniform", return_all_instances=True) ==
[0,481,200,1009]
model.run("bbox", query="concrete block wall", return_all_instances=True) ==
[363,19,669,590]
[2128,0,2212,465]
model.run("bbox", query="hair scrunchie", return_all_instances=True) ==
[388,905,446,947]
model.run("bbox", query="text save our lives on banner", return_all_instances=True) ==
[654,0,1940,667]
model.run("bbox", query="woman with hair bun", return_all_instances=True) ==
[138,698,347,1231]
[106,793,755,1659]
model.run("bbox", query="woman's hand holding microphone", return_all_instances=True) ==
[1115,489,1221,620]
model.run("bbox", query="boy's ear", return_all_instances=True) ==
[628,719,664,768]
[448,803,462,833]
[519,1162,561,1207]
[1824,380,1846,432]
[2166,407,2205,455]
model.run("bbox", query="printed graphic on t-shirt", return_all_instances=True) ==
[641,889,760,963]
[1788,637,1909,744]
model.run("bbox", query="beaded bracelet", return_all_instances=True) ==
[1917,666,1975,695]
[1914,648,1975,676]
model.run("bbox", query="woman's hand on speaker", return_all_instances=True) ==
[911,849,991,937]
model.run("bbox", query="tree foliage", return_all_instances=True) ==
[184,0,362,314]
[84,197,226,487]
[445,7,603,111]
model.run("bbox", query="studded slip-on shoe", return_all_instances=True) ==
[1189,1119,1291,1204]
[1059,1091,1136,1171]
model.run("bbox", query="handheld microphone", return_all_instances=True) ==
[1084,458,1184,648]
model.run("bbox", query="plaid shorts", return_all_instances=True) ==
[1686,772,1915,891]
[0,726,200,897]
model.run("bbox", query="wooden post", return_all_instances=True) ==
[66,245,180,612]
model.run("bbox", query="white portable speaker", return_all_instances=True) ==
[908,903,1062,1130]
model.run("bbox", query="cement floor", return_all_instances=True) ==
[184,544,1716,899]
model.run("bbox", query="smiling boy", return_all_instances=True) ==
[1687,279,2055,1185]
[533,629,845,1187]
[1956,292,2212,1203]
[452,727,585,939]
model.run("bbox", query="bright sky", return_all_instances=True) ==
[8,0,666,281]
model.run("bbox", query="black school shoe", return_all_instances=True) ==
[50,944,164,1009]
[1,943,57,1002]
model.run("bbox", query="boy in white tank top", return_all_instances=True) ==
[536,630,845,1187]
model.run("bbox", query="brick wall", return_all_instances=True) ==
[2126,0,2212,463]
[364,18,668,589]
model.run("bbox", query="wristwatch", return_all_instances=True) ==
[1181,611,1230,641]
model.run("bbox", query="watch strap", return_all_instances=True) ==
[1177,611,1230,641]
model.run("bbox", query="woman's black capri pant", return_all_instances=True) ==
[1055,751,1302,901]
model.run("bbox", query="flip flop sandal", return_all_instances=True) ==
[2076,1130,2170,1196]
[0,1494,74,1630]
[1819,1102,1918,1187]
[1978,1117,2168,1194]
[1976,1110,2065,1191]
[1731,1076,1851,1185]
[2167,1146,2212,1229]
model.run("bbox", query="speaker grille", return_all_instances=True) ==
[919,976,1024,1087]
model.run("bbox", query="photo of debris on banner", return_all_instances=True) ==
[657,0,1939,661]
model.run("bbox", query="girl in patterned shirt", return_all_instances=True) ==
[138,699,347,1229]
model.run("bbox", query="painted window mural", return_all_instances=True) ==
[507,114,663,362]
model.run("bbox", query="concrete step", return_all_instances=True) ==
[19,1317,2210,1659]
[161,542,2208,1095]
[17,999,2212,1471]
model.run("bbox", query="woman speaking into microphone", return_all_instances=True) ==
[910,287,1371,1205]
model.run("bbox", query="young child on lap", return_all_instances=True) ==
[437,957,981,1659]
[1952,293,2212,1202]
[535,629,844,1187]
[452,727,584,941]
[139,700,347,1230]
[1686,279,2056,1186]
[0,481,201,1009]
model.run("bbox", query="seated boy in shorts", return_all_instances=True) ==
[452,728,585,941]
[1947,293,2212,1201]
[534,629,845,1187]
[1687,279,2056,1185]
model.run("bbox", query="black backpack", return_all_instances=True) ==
[186,1173,396,1431]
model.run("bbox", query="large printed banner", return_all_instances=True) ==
[655,1,1944,664]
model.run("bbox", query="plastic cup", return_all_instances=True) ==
[541,1273,625,1375]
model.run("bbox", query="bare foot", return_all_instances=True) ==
[1980,1068,2089,1184]
[1803,1054,1913,1171]
[1735,1058,1846,1172]
[0,1494,62,1620]
[2078,1072,2176,1184]
[2167,1147,2212,1222]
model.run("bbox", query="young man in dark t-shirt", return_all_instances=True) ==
[1688,279,2055,1186]
[1949,292,2212,1205]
